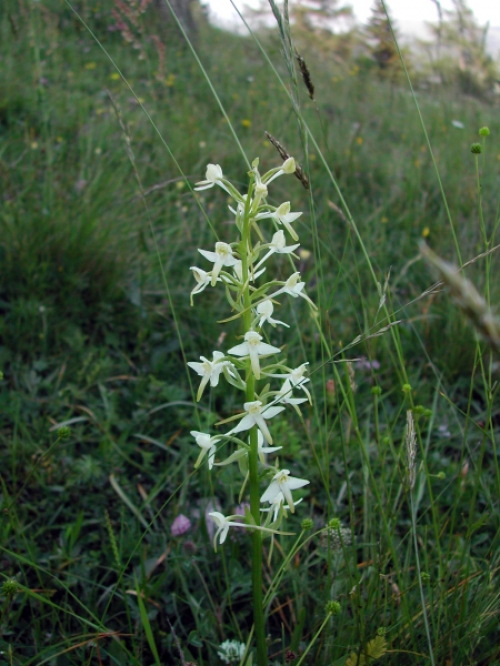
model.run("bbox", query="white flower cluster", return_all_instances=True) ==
[217,639,246,664]
[188,158,315,549]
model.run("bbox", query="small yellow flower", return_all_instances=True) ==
[298,248,311,260]
[356,136,363,146]
[242,119,252,128]
[110,72,120,81]
[31,141,39,150]
[381,216,388,224]
[95,147,102,155]
[176,181,185,190]
[166,73,175,87]
[414,159,420,168]
[199,141,207,148]
[422,227,430,238]
[85,62,97,70]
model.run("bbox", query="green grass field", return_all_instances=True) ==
[1,1,499,664]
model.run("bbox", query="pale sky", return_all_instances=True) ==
[206,0,500,29]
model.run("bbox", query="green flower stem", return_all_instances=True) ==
[240,182,268,666]
[295,611,332,666]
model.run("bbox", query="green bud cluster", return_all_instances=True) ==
[470,143,482,155]
[301,518,313,530]
[325,600,341,616]
[2,579,19,597]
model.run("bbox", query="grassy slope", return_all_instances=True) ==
[0,1,499,664]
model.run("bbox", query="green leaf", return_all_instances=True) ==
[135,581,161,666]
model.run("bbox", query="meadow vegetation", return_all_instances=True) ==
[0,0,499,664]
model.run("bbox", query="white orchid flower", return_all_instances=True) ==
[228,330,281,379]
[256,429,282,462]
[215,431,281,467]
[208,510,293,551]
[230,260,265,284]
[262,157,296,186]
[261,491,303,522]
[194,163,237,198]
[228,400,285,444]
[250,163,268,212]
[188,351,236,401]
[281,157,296,174]
[256,202,302,241]
[254,230,300,271]
[228,198,246,217]
[189,266,219,305]
[260,469,309,512]
[194,163,223,190]
[191,431,221,469]
[269,272,317,308]
[276,379,309,406]
[199,242,239,286]
[270,363,312,403]
[208,511,246,548]
[256,300,289,329]
[269,230,300,254]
